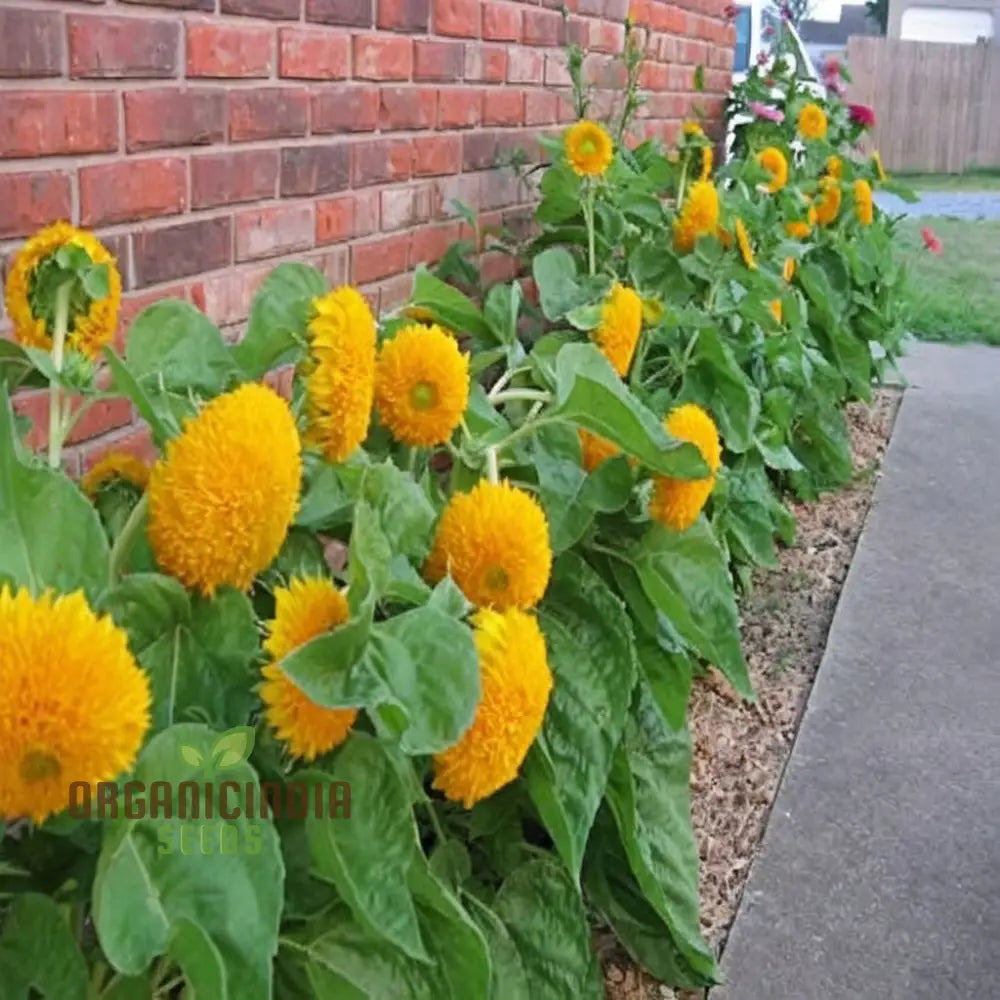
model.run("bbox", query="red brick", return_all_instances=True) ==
[191,149,278,209]
[315,195,355,245]
[312,87,379,133]
[306,0,373,26]
[482,3,521,41]
[351,138,411,186]
[280,144,351,196]
[483,89,524,126]
[119,0,212,10]
[462,130,499,170]
[69,16,177,79]
[279,28,350,79]
[523,8,562,46]
[438,88,481,129]
[80,157,186,226]
[229,88,308,142]
[412,134,462,176]
[132,217,232,288]
[409,222,460,268]
[221,0,299,15]
[80,425,158,473]
[414,40,463,81]
[124,89,224,152]
[465,44,507,82]
[353,34,411,80]
[481,167,521,210]
[352,234,409,283]
[544,53,571,86]
[0,171,72,239]
[1,92,117,159]
[434,0,479,37]
[380,187,420,230]
[0,9,64,78]
[525,89,557,125]
[507,47,544,83]
[379,87,437,131]
[193,267,270,328]
[354,189,380,236]
[187,24,273,78]
[378,0,430,31]
[235,204,314,262]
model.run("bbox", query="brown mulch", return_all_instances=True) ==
[604,388,901,1000]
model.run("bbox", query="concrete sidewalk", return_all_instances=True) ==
[715,342,1000,1000]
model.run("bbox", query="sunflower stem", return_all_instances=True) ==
[485,447,500,484]
[424,800,447,847]
[489,388,551,405]
[583,182,597,276]
[47,281,73,470]
[108,493,148,585]
[676,154,690,213]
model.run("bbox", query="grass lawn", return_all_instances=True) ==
[895,217,1000,344]
[894,169,1000,192]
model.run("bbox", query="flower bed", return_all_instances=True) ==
[0,24,916,1000]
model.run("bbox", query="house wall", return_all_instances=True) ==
[0,0,734,472]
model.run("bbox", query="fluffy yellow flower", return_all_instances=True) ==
[375,324,469,447]
[648,403,721,532]
[682,120,704,138]
[433,608,552,808]
[259,577,357,762]
[770,299,783,323]
[854,179,874,226]
[0,587,150,824]
[80,451,150,499]
[700,145,713,182]
[826,155,842,179]
[593,283,643,377]
[735,217,756,269]
[872,150,888,182]
[757,146,788,192]
[785,221,811,239]
[783,257,796,282]
[148,383,301,596]
[797,103,828,140]
[579,429,621,472]
[425,480,551,610]
[673,181,720,253]
[564,120,614,178]
[305,287,377,464]
[3,222,121,360]
[815,176,842,226]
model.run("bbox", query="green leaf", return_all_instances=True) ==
[304,735,427,961]
[493,859,603,1000]
[483,282,523,347]
[358,460,437,562]
[296,460,352,532]
[635,640,693,731]
[532,424,593,553]
[464,895,531,1000]
[0,388,109,602]
[125,300,237,396]
[349,500,393,597]
[532,248,580,322]
[524,553,637,880]
[409,267,493,346]
[234,262,325,379]
[92,724,284,1000]
[536,162,582,225]
[0,340,42,393]
[0,893,88,1000]
[693,64,705,90]
[628,243,694,304]
[550,344,709,478]
[629,521,753,700]
[103,348,175,445]
[603,682,719,986]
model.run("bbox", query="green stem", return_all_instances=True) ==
[424,800,447,847]
[490,388,552,405]
[47,281,73,470]
[108,494,148,585]
[629,331,649,392]
[485,447,500,484]
[680,328,702,373]
[489,415,560,457]
[676,154,690,212]
[584,182,597,277]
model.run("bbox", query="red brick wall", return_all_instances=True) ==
[0,0,734,471]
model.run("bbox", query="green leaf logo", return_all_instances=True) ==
[211,727,255,769]
[180,745,204,768]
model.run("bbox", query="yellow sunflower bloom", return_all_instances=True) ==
[433,608,552,808]
[825,155,842,179]
[700,145,714,182]
[785,221,811,239]
[797,102,828,140]
[304,286,377,464]
[757,146,788,192]
[375,324,469,447]
[80,451,150,499]
[148,383,302,596]
[564,120,614,178]
[682,120,704,138]
[672,181,720,253]
[872,150,888,182]
[259,577,357,762]
[770,299,783,323]
[579,429,621,472]
[425,479,551,610]
[854,179,874,226]
[735,218,756,270]
[783,257,796,282]
[0,587,150,824]
[648,403,721,532]
[815,176,842,226]
[3,222,121,360]
[593,283,643,377]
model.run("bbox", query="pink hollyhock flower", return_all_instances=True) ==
[824,55,842,77]
[849,103,877,127]
[921,227,943,255]
[749,101,785,123]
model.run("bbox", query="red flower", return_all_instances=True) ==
[724,4,739,20]
[921,227,943,255]
[849,103,877,128]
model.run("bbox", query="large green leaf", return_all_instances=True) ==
[103,348,175,446]
[531,423,593,553]
[304,736,427,961]
[550,344,708,478]
[629,521,753,700]
[0,388,109,601]
[603,683,719,986]
[92,724,284,1000]
[0,893,88,1000]
[234,263,325,379]
[635,639,693,731]
[493,859,603,1000]
[464,896,530,1000]
[524,553,636,880]
[0,340,43,393]
[408,268,493,345]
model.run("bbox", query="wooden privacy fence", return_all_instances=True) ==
[847,36,1000,172]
